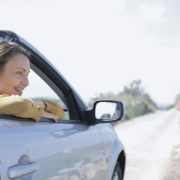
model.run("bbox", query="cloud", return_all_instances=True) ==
[123,0,180,48]
[123,0,162,15]
[137,4,165,23]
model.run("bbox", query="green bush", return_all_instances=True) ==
[89,80,157,120]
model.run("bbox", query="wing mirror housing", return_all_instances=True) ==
[86,100,124,125]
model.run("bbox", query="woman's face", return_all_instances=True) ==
[0,53,30,96]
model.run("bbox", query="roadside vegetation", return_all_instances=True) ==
[88,80,157,120]
[164,93,180,110]
[174,93,180,110]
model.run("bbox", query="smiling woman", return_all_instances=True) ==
[0,41,64,122]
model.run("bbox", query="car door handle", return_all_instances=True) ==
[8,162,40,179]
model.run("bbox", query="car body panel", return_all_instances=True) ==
[96,124,125,180]
[0,119,107,180]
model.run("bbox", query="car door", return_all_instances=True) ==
[0,117,106,180]
[0,31,107,180]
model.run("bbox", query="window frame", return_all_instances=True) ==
[29,55,82,122]
[17,40,88,123]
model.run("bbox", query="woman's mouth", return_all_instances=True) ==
[14,88,23,95]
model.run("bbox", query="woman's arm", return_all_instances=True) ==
[0,95,63,122]
[0,95,44,121]
[33,100,65,119]
[33,100,46,109]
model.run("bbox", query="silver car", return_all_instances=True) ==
[0,30,126,180]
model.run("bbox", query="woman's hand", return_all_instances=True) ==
[42,111,59,122]
[33,99,64,122]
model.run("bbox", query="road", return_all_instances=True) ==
[114,109,180,180]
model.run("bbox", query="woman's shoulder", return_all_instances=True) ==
[0,94,27,98]
[0,94,10,97]
[0,94,32,102]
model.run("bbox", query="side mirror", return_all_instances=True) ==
[86,100,124,124]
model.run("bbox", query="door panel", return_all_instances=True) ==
[0,119,106,180]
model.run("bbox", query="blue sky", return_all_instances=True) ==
[1,0,180,105]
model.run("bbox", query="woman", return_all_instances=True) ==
[0,40,64,122]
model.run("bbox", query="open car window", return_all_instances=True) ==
[0,31,83,123]
[23,68,70,120]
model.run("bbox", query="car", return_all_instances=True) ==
[0,30,126,180]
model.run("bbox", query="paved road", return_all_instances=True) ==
[114,109,180,180]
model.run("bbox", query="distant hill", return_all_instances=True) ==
[157,104,173,110]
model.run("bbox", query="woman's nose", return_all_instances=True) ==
[21,76,29,86]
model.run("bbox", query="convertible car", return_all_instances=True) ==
[0,30,126,180]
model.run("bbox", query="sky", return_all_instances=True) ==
[1,0,180,106]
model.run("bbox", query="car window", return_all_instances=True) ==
[23,69,70,120]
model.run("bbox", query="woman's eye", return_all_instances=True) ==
[17,72,23,75]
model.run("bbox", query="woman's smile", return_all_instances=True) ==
[14,87,24,95]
